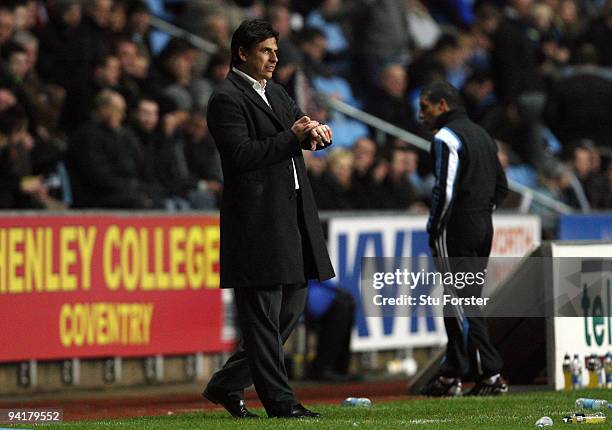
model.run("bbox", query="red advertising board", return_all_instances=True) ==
[0,213,225,362]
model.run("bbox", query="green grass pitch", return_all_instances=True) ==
[10,389,612,429]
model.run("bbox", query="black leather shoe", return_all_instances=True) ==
[202,386,259,418]
[270,403,321,418]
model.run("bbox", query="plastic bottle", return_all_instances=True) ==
[535,416,553,427]
[571,354,583,390]
[604,352,612,389]
[341,397,372,407]
[587,354,603,388]
[562,412,606,424]
[563,353,572,391]
[575,398,610,410]
[594,354,603,388]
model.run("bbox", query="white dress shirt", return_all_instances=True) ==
[232,67,300,190]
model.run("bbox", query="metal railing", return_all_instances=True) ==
[149,16,218,55]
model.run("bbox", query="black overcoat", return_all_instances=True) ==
[207,71,335,288]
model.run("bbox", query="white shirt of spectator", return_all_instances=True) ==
[232,67,300,190]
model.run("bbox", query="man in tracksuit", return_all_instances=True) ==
[419,81,508,396]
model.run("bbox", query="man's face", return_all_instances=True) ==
[97,56,121,86]
[419,96,446,130]
[117,41,138,73]
[8,52,28,79]
[130,11,150,34]
[0,88,16,111]
[0,10,15,44]
[102,94,126,129]
[391,150,411,175]
[187,113,207,141]
[302,35,326,62]
[62,4,81,27]
[239,37,278,82]
[381,66,407,98]
[574,148,592,178]
[92,0,112,27]
[353,138,376,170]
[136,100,158,132]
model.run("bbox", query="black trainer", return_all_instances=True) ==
[467,375,508,396]
[420,376,463,397]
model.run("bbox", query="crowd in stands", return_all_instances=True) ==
[0,0,611,212]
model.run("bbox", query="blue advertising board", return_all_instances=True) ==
[559,215,612,240]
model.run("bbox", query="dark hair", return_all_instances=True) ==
[420,81,462,109]
[1,41,26,61]
[433,33,459,53]
[230,19,279,67]
[296,27,326,45]
[93,53,117,70]
[572,43,599,66]
[0,105,27,135]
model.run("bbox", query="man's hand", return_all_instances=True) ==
[308,124,332,150]
[291,116,319,142]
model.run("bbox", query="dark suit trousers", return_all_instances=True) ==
[206,189,316,414]
[433,211,503,380]
[206,284,307,414]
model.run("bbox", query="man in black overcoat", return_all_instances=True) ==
[202,19,335,419]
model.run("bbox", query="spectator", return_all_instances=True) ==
[578,0,612,67]
[487,0,544,105]
[350,137,388,209]
[148,94,195,210]
[125,97,167,206]
[530,3,570,76]
[148,38,210,111]
[125,0,155,56]
[108,0,127,38]
[497,140,538,188]
[66,89,154,208]
[545,44,612,147]
[365,63,421,141]
[567,142,608,208]
[461,70,499,124]
[312,149,355,210]
[195,49,231,109]
[13,0,37,33]
[380,146,418,210]
[267,4,294,40]
[115,37,149,109]
[81,0,114,61]
[0,105,63,209]
[555,0,585,47]
[474,0,550,170]
[151,95,220,210]
[305,0,351,75]
[182,110,223,209]
[305,280,356,382]
[408,33,463,94]
[320,0,412,91]
[36,0,86,91]
[298,28,369,148]
[0,4,16,57]
[62,53,121,131]
[12,32,66,136]
[274,41,327,123]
